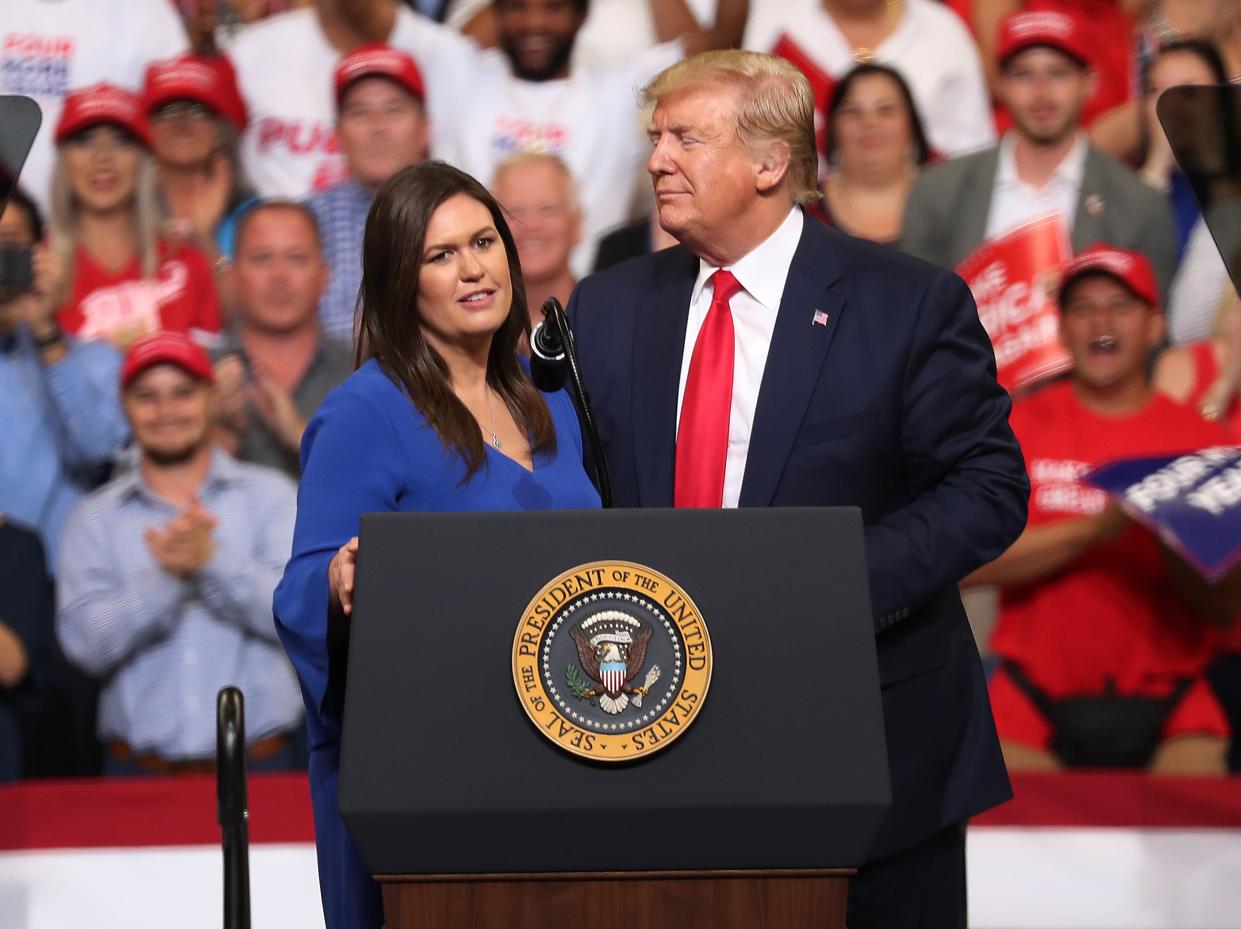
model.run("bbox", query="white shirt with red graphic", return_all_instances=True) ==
[445,0,715,70]
[231,6,677,273]
[431,41,683,276]
[0,0,188,212]
[743,0,994,159]
[58,241,222,349]
[228,7,477,199]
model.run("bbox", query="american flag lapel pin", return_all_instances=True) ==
[812,309,829,327]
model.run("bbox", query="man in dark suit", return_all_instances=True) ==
[900,10,1177,296]
[568,50,1030,928]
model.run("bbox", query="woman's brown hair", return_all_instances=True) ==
[356,160,555,478]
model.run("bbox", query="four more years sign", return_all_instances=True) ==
[1086,446,1241,580]
[512,561,713,762]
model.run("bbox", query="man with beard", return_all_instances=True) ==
[433,0,748,275]
[900,10,1177,296]
[56,332,304,775]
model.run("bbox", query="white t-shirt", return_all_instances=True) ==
[433,41,682,276]
[229,6,477,199]
[743,0,994,159]
[0,0,188,212]
[445,0,714,70]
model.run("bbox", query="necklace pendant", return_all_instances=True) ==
[492,433,503,449]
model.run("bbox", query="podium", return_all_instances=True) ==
[341,508,891,928]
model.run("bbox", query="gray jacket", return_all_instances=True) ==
[900,143,1178,297]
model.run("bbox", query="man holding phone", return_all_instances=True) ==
[0,188,129,570]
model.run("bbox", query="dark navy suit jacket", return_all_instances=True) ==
[567,214,1029,859]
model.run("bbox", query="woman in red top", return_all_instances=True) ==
[49,84,221,350]
[1155,292,1241,439]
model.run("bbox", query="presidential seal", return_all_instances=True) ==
[512,561,712,762]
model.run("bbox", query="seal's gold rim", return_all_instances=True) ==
[512,560,713,762]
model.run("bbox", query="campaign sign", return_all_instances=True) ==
[771,34,835,163]
[957,215,1073,393]
[1086,446,1241,580]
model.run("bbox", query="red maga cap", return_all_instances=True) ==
[333,43,425,107]
[998,10,1090,68]
[144,54,248,133]
[55,83,153,149]
[1058,244,1160,310]
[121,331,216,389]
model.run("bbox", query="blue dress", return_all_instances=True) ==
[273,359,600,929]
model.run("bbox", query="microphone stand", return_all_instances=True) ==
[217,686,251,929]
[532,298,614,509]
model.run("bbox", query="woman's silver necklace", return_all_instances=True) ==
[486,388,503,450]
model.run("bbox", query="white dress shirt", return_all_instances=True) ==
[984,132,1088,241]
[676,207,805,508]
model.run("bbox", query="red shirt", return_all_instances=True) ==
[990,381,1229,747]
[1185,340,1241,442]
[57,240,221,347]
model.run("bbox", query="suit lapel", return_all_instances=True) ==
[631,246,698,507]
[958,149,999,267]
[738,222,846,507]
[1071,147,1105,252]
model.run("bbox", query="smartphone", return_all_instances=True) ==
[0,245,32,290]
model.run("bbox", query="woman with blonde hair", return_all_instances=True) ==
[50,84,221,350]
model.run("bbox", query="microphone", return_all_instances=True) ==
[530,309,567,392]
[532,297,613,508]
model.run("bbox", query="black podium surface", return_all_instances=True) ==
[340,507,890,875]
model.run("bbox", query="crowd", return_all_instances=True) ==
[1,0,1240,782]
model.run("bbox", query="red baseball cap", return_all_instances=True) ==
[998,10,1090,69]
[334,43,425,107]
[144,54,248,133]
[55,83,153,149]
[121,332,216,389]
[1058,244,1160,310]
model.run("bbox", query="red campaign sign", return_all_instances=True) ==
[770,34,835,160]
[956,215,1073,393]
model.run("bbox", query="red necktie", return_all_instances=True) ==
[675,269,742,508]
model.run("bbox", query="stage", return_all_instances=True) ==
[3,772,1240,928]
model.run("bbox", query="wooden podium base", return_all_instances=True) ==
[378,868,853,929]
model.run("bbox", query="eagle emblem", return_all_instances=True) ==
[568,611,662,715]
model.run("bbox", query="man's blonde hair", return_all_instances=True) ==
[642,50,819,205]
[492,151,581,215]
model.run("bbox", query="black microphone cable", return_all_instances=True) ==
[532,298,614,509]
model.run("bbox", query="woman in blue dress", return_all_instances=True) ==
[273,161,600,929]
